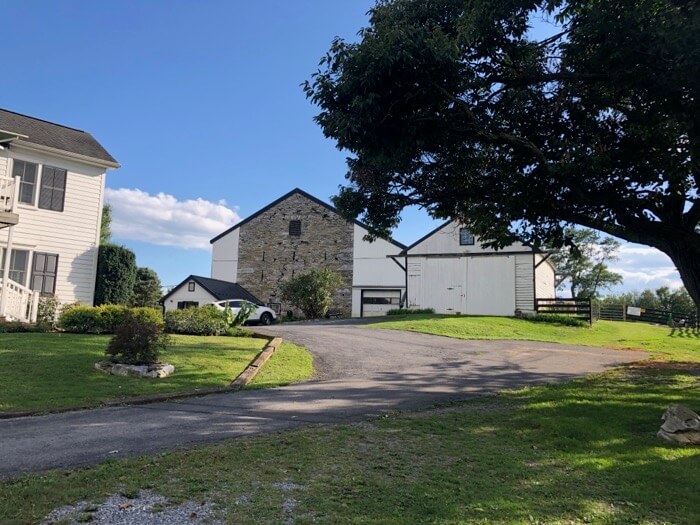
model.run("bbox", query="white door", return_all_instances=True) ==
[422,258,467,314]
[466,256,516,316]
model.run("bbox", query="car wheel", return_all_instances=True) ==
[260,312,273,325]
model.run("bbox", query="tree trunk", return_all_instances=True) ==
[663,242,700,310]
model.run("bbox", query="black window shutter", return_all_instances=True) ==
[38,166,67,212]
[31,252,58,295]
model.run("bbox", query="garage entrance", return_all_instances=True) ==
[360,289,402,317]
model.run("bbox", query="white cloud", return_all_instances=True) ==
[105,188,240,250]
[608,243,683,293]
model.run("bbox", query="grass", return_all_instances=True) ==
[1,363,697,524]
[372,315,700,362]
[247,342,314,389]
[0,333,311,412]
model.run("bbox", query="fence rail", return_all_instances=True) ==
[593,302,699,328]
[535,298,592,325]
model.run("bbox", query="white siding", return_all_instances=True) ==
[410,221,530,255]
[0,146,106,305]
[163,281,217,313]
[211,228,239,282]
[0,149,8,178]
[535,254,556,299]
[351,224,405,317]
[515,254,535,311]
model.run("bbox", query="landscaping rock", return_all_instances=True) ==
[94,361,174,379]
[657,404,700,445]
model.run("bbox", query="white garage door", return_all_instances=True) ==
[466,256,516,316]
[361,289,402,317]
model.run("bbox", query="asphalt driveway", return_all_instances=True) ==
[0,321,646,479]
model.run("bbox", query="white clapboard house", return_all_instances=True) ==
[0,109,119,322]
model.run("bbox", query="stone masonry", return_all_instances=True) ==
[237,192,354,316]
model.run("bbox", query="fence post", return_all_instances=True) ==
[588,297,592,325]
[622,304,626,322]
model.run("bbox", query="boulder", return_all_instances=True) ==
[94,361,174,379]
[657,404,700,445]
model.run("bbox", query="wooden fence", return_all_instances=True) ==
[593,303,699,328]
[535,298,592,325]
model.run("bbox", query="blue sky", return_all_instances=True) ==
[2,1,682,293]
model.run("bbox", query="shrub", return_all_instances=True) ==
[528,314,590,328]
[58,305,162,334]
[37,295,61,329]
[386,308,435,316]
[94,244,137,306]
[164,305,228,335]
[0,322,51,333]
[105,309,170,364]
[226,326,254,337]
[131,267,162,308]
[280,268,345,318]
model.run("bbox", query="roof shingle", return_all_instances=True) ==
[0,108,118,165]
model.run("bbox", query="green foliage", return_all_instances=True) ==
[280,268,345,318]
[233,301,257,326]
[305,0,700,306]
[550,228,623,299]
[164,305,229,335]
[130,267,162,308]
[226,326,254,337]
[59,305,162,334]
[386,308,435,315]
[100,204,112,245]
[94,244,137,306]
[600,286,697,313]
[0,322,51,333]
[36,295,61,329]
[528,314,590,328]
[105,309,170,364]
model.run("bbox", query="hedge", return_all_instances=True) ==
[94,244,137,306]
[59,305,162,334]
[164,305,229,336]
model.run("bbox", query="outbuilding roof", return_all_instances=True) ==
[0,108,119,167]
[161,275,262,305]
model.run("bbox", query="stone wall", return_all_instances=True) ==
[237,192,354,316]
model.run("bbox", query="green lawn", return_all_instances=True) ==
[372,315,700,362]
[248,341,314,389]
[1,363,697,524]
[0,333,314,412]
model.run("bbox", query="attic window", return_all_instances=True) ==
[289,220,301,236]
[188,281,195,292]
[459,228,475,246]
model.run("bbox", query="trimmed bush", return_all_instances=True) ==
[528,314,590,328]
[94,244,137,306]
[280,268,345,319]
[37,295,61,329]
[59,305,162,334]
[164,305,228,336]
[386,308,435,316]
[106,309,170,364]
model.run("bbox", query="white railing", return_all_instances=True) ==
[0,278,38,323]
[0,176,16,213]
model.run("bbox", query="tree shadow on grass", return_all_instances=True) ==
[668,326,700,338]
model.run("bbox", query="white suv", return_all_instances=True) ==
[211,299,276,325]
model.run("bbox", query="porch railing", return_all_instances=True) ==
[0,176,17,213]
[0,278,39,323]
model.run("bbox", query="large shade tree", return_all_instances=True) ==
[305,0,700,305]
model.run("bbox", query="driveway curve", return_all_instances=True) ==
[0,321,645,479]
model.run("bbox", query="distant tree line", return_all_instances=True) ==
[599,287,696,314]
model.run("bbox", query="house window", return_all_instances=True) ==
[289,220,301,236]
[38,166,67,212]
[12,160,38,205]
[459,228,475,246]
[187,281,196,292]
[0,248,29,286]
[30,252,58,296]
[177,301,199,309]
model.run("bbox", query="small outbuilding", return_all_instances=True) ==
[161,275,261,313]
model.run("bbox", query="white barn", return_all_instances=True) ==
[400,221,556,316]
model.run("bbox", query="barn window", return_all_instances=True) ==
[289,220,301,236]
[459,228,475,246]
[187,281,195,292]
